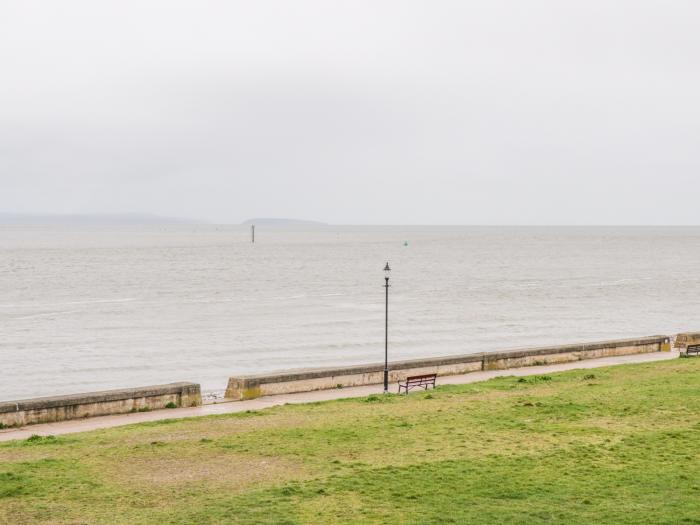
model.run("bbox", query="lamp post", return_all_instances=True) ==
[383,262,391,393]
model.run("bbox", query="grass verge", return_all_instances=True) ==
[1,359,700,524]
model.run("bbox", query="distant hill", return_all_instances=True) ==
[241,218,328,226]
[0,213,203,225]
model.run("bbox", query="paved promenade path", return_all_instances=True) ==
[0,351,678,442]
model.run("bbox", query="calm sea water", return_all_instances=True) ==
[1,225,698,400]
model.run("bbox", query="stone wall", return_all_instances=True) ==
[0,382,201,427]
[225,335,669,400]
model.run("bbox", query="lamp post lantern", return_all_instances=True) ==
[383,262,391,393]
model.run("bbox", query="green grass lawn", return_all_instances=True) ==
[2,358,700,524]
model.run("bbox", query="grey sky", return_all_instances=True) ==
[1,1,698,224]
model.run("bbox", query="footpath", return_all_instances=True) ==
[0,350,677,442]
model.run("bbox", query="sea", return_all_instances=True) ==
[1,225,698,401]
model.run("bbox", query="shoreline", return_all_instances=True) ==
[0,350,678,442]
[0,334,672,429]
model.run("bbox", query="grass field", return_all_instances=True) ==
[1,358,700,524]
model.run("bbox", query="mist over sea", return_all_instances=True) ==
[1,225,698,400]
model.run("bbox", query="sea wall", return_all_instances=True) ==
[0,382,201,427]
[225,335,670,400]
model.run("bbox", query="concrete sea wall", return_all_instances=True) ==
[0,382,201,427]
[225,335,670,400]
[0,335,675,426]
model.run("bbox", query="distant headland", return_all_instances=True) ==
[241,218,328,226]
[0,213,203,225]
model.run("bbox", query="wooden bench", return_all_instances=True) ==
[398,373,437,394]
[687,344,700,356]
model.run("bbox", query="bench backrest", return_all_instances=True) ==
[405,374,437,383]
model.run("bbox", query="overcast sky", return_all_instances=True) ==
[1,1,698,225]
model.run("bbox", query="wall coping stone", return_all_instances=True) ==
[483,335,667,361]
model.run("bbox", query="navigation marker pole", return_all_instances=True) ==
[252,225,255,244]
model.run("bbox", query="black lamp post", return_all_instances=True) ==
[383,262,391,393]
